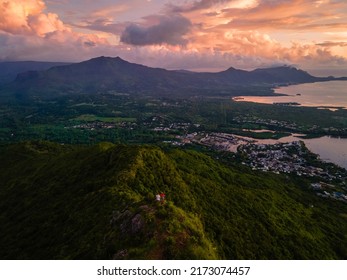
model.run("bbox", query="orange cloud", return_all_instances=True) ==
[0,0,44,34]
[0,0,112,62]
[0,0,69,36]
[28,12,68,36]
[90,4,129,19]
[187,28,344,65]
[163,0,347,68]
[181,0,347,32]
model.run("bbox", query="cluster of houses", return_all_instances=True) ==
[176,132,346,183]
[311,182,347,203]
[232,115,299,131]
[238,142,344,181]
[67,121,137,130]
[193,132,252,153]
[152,122,196,132]
[141,115,201,132]
[69,122,116,130]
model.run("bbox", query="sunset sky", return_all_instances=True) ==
[1,0,347,75]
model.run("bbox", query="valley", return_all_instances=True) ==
[0,57,347,260]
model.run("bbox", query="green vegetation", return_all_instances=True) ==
[73,114,136,123]
[1,93,347,145]
[0,141,346,259]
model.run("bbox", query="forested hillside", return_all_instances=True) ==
[0,142,346,259]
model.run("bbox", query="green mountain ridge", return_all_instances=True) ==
[0,141,346,259]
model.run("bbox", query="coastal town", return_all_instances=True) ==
[238,141,333,178]
[173,131,341,180]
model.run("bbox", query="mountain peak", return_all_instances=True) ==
[226,66,237,71]
[252,65,315,81]
[86,56,127,64]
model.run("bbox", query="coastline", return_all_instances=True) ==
[232,80,347,110]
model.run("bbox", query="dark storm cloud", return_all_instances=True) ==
[84,41,96,47]
[120,15,192,46]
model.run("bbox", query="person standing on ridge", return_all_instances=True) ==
[160,193,166,204]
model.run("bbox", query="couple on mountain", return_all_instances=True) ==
[156,193,166,203]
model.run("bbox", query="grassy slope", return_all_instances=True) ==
[0,142,346,259]
[0,142,215,259]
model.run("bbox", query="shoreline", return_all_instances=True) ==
[232,80,347,110]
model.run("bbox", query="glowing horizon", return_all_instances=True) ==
[1,0,347,75]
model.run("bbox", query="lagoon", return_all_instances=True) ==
[233,81,347,169]
[235,81,347,109]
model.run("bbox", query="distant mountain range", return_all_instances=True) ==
[0,61,71,85]
[1,56,346,99]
